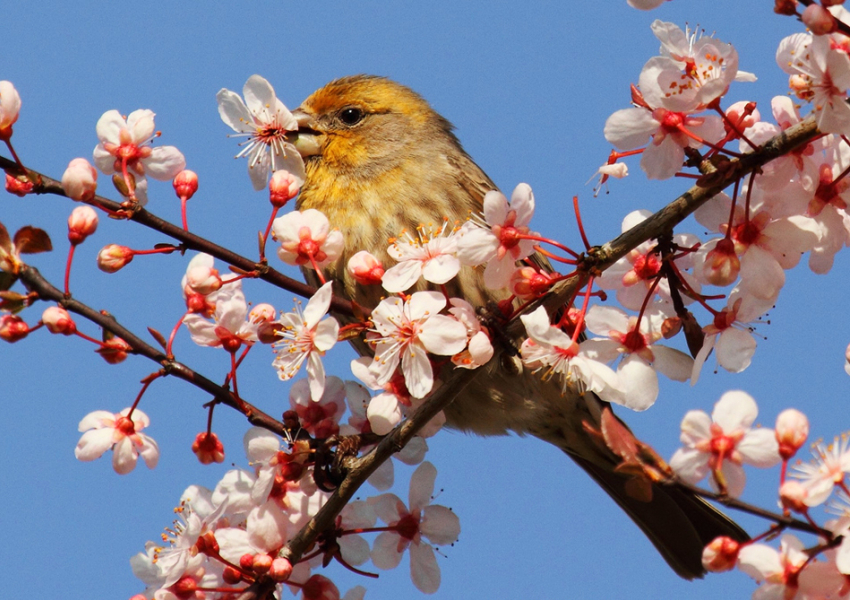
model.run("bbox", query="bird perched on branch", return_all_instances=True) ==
[288,74,746,578]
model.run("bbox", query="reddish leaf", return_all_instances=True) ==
[13,226,52,255]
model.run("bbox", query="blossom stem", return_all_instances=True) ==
[532,244,578,265]
[570,276,595,344]
[3,139,25,171]
[308,254,327,284]
[713,102,759,152]
[180,197,189,231]
[260,206,281,261]
[73,330,107,346]
[64,244,76,295]
[573,196,591,251]
[120,156,136,202]
[126,372,161,420]
[675,124,743,158]
[522,234,579,258]
[166,313,187,357]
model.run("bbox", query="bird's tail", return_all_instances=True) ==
[569,453,749,579]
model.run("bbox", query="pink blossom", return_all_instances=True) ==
[217,75,305,190]
[701,536,739,573]
[520,306,625,406]
[778,32,850,136]
[75,407,160,475]
[42,306,76,335]
[347,250,385,286]
[456,183,537,289]
[269,169,302,207]
[61,158,98,202]
[272,209,344,270]
[289,376,346,438]
[383,221,461,293]
[67,205,98,245]
[369,462,460,594]
[92,109,186,204]
[183,282,259,350]
[368,291,468,399]
[582,305,693,410]
[738,535,845,600]
[791,434,850,506]
[172,169,199,201]
[775,409,809,460]
[669,390,780,497]
[0,80,21,139]
[447,298,494,369]
[510,265,556,300]
[639,21,752,113]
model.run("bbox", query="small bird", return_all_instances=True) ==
[289,74,746,578]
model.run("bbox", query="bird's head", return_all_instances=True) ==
[288,75,458,176]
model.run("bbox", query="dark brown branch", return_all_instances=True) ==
[17,263,288,437]
[0,156,356,318]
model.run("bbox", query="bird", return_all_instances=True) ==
[287,74,747,579]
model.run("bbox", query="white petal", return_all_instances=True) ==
[421,505,460,545]
[371,531,404,570]
[409,461,437,511]
[737,428,781,468]
[410,542,441,594]
[712,390,758,431]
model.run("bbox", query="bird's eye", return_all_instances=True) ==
[338,107,365,126]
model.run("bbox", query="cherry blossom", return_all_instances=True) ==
[639,21,752,113]
[669,390,780,497]
[596,210,701,310]
[75,407,160,475]
[289,376,347,438]
[604,97,724,180]
[519,306,626,407]
[777,32,850,136]
[790,434,850,507]
[347,251,385,286]
[456,183,537,289]
[182,282,259,351]
[272,208,344,270]
[738,535,845,600]
[217,74,305,190]
[273,282,340,400]
[368,291,468,399]
[92,109,186,204]
[582,305,693,411]
[61,158,98,202]
[382,221,461,293]
[369,462,460,594]
[447,298,494,370]
[0,80,21,139]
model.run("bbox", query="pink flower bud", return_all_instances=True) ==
[269,169,301,207]
[0,314,29,342]
[239,554,255,570]
[67,206,99,245]
[249,303,276,323]
[702,238,740,286]
[724,101,760,134]
[779,480,809,512]
[192,432,225,465]
[222,566,243,584]
[252,553,273,574]
[97,244,135,273]
[269,557,293,582]
[701,536,739,573]
[61,158,98,202]
[172,576,197,597]
[347,250,385,285]
[802,4,837,34]
[0,81,21,140]
[96,336,131,364]
[302,575,340,600]
[185,263,222,296]
[5,173,33,197]
[172,169,199,200]
[42,306,76,335]
[510,265,555,300]
[775,408,809,460]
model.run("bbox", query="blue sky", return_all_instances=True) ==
[0,2,844,599]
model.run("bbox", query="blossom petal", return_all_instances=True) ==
[410,542,441,594]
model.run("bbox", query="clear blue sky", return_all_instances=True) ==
[0,2,842,599]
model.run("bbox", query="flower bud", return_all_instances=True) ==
[239,553,255,571]
[97,244,135,273]
[774,0,798,16]
[269,557,293,582]
[172,576,197,597]
[775,408,809,460]
[250,303,276,323]
[61,158,98,202]
[172,169,199,201]
[5,173,33,197]
[252,553,273,574]
[779,480,809,512]
[0,314,29,342]
[195,530,220,556]
[67,206,99,245]
[222,566,243,585]
[701,238,739,286]
[510,265,554,300]
[192,432,224,465]
[347,250,384,285]
[96,336,131,364]
[185,263,222,296]
[661,316,682,339]
[269,169,301,207]
[0,81,21,139]
[724,101,760,135]
[702,536,739,572]
[42,306,76,335]
[802,4,837,34]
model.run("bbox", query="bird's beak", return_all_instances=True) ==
[287,108,323,158]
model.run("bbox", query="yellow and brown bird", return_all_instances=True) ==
[288,74,746,578]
